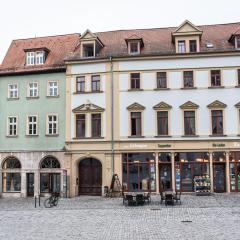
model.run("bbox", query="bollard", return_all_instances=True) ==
[35,196,37,208]
[39,195,40,207]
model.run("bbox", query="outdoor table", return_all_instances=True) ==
[164,191,175,205]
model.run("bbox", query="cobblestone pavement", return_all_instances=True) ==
[1,194,240,240]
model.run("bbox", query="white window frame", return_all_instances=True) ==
[7,116,18,136]
[8,84,18,99]
[27,115,38,136]
[28,82,39,98]
[26,52,35,65]
[47,81,58,97]
[35,51,45,65]
[178,40,186,53]
[236,36,240,50]
[46,114,58,135]
[128,41,140,55]
[81,42,95,58]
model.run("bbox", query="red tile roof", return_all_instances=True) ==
[68,22,240,60]
[0,33,79,75]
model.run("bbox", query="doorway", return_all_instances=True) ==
[27,173,34,197]
[79,158,102,196]
[159,164,172,191]
[213,163,226,192]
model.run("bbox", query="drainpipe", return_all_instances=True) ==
[110,56,115,176]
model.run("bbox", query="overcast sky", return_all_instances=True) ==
[1,0,240,63]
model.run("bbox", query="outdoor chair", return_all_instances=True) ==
[125,195,136,206]
[174,191,182,205]
[122,192,127,205]
[136,194,145,206]
[160,191,165,204]
[165,194,174,206]
[143,192,151,204]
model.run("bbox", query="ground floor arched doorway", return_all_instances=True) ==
[79,158,102,196]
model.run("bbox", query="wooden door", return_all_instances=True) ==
[79,158,102,196]
[213,163,226,192]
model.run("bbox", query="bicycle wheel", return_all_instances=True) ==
[53,197,59,206]
[44,197,53,208]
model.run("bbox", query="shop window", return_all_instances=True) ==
[40,173,60,193]
[122,153,156,192]
[178,41,186,53]
[210,70,221,87]
[2,157,21,192]
[229,152,240,192]
[131,112,142,136]
[184,111,196,135]
[156,72,167,88]
[189,40,197,53]
[211,110,223,135]
[157,111,168,135]
[91,113,101,137]
[183,71,194,88]
[76,76,85,92]
[76,114,86,138]
[159,153,171,162]
[91,75,100,92]
[130,73,140,89]
[212,152,226,162]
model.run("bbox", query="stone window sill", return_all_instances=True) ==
[7,97,19,101]
[25,134,39,137]
[154,88,170,91]
[26,96,39,99]
[128,89,143,92]
[180,87,197,90]
[208,86,225,89]
[45,134,59,137]
[128,135,145,138]
[209,134,227,137]
[154,135,172,138]
[6,135,18,138]
[73,91,103,94]
[46,95,59,98]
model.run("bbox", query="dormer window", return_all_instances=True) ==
[178,41,186,53]
[82,43,95,58]
[26,50,46,66]
[129,41,140,54]
[236,36,240,49]
[189,40,197,53]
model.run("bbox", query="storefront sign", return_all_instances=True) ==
[158,144,171,148]
[123,143,148,149]
[212,143,225,148]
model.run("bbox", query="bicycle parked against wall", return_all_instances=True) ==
[44,192,60,208]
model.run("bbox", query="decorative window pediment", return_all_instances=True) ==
[153,101,172,110]
[180,101,199,109]
[235,101,240,108]
[207,100,227,109]
[125,34,144,55]
[173,20,202,34]
[127,102,145,111]
[73,103,105,113]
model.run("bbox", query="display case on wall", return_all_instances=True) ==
[194,175,211,196]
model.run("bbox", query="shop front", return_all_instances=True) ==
[229,151,240,192]
[122,153,156,192]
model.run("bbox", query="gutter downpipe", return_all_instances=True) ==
[110,56,115,176]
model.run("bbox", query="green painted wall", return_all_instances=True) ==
[0,72,66,151]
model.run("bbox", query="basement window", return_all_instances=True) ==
[82,43,95,58]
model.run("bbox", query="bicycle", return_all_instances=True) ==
[44,192,60,208]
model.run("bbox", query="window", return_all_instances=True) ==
[76,114,86,138]
[184,111,196,135]
[8,117,17,136]
[35,51,45,65]
[76,76,85,92]
[26,52,35,65]
[27,116,37,135]
[8,84,18,98]
[91,113,101,137]
[236,37,240,49]
[82,43,94,57]
[2,157,21,193]
[129,42,140,54]
[91,75,100,92]
[238,69,240,86]
[156,72,167,88]
[130,73,140,89]
[122,153,156,192]
[211,70,221,87]
[41,157,60,168]
[211,110,223,135]
[48,81,58,97]
[183,71,194,88]
[47,115,58,135]
[28,83,38,97]
[189,40,197,53]
[178,41,186,53]
[131,112,141,136]
[157,111,168,135]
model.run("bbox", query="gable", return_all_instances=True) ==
[180,101,199,109]
[80,29,97,40]
[153,101,172,110]
[207,100,227,109]
[174,20,202,34]
[72,103,105,113]
[127,102,145,111]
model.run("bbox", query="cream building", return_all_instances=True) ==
[65,21,240,197]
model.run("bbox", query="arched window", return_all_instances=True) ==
[40,157,60,169]
[2,157,21,193]
[2,157,21,169]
